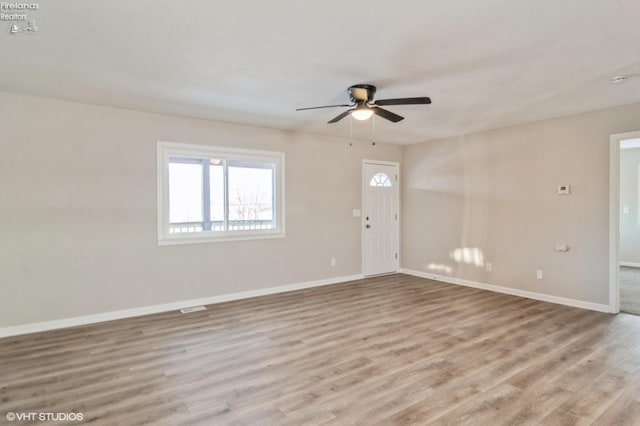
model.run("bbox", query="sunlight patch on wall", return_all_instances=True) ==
[426,263,453,275]
[450,247,484,267]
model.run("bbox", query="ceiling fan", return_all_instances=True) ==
[296,84,431,124]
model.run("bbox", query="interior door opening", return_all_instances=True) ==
[610,131,640,314]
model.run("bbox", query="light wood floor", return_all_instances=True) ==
[2,274,640,425]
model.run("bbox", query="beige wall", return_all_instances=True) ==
[620,148,640,264]
[0,92,401,327]
[402,102,640,305]
[4,89,640,328]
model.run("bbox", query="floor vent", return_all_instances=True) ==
[180,306,207,314]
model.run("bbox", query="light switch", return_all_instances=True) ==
[624,206,630,214]
[352,209,361,217]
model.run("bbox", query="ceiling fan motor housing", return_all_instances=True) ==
[349,84,376,103]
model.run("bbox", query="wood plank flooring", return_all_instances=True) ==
[2,274,640,425]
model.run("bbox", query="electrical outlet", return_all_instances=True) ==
[330,258,336,267]
[536,270,543,280]
[485,262,492,272]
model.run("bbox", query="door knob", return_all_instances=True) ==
[365,224,371,228]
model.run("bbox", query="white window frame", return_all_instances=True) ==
[157,141,285,245]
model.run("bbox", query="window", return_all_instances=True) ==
[370,172,392,187]
[157,142,285,245]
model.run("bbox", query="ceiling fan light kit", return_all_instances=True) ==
[351,105,374,121]
[296,84,431,124]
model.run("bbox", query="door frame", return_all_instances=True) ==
[609,130,640,314]
[362,159,400,276]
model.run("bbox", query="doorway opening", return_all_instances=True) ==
[610,131,640,314]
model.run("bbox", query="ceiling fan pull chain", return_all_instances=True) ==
[349,114,353,146]
[371,115,376,146]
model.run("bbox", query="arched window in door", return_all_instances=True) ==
[370,172,392,187]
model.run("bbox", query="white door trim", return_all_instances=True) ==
[609,130,640,314]
[362,159,400,276]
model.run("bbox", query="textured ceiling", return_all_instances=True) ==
[1,0,640,144]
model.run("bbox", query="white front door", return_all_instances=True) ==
[363,162,399,276]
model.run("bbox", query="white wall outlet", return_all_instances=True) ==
[330,258,336,267]
[536,270,544,280]
[485,262,492,272]
[624,206,630,214]
[352,209,361,217]
[557,185,571,195]
[554,244,569,252]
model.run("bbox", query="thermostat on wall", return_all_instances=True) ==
[557,185,571,195]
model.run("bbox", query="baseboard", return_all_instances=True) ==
[0,274,364,339]
[400,268,610,313]
[620,261,640,268]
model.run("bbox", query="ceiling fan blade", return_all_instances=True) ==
[373,97,431,106]
[296,104,351,111]
[327,110,351,124]
[372,107,404,123]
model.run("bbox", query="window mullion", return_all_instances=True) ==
[202,159,212,231]
[271,163,277,230]
[223,159,229,232]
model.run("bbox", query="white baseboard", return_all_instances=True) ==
[0,274,364,339]
[620,261,640,268]
[400,268,610,313]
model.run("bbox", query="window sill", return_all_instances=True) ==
[158,231,286,246]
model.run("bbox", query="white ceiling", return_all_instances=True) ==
[2,0,640,145]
